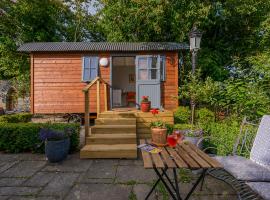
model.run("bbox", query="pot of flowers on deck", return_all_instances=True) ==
[150,109,168,147]
[140,96,151,112]
[39,128,72,162]
[182,129,203,149]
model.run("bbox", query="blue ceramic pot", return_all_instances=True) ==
[45,138,70,163]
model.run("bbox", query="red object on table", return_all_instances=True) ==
[173,131,184,144]
[167,135,178,147]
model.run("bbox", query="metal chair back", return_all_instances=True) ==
[232,117,258,157]
[250,115,270,167]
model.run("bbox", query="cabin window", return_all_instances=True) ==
[160,56,166,81]
[82,56,99,82]
[138,56,166,81]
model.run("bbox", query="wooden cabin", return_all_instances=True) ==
[18,42,189,159]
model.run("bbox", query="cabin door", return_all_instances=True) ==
[136,55,161,109]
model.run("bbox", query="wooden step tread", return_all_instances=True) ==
[97,118,136,121]
[95,118,136,125]
[88,134,136,139]
[92,125,136,129]
[81,144,137,151]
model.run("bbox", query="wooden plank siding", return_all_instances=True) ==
[161,52,179,110]
[31,52,178,114]
[32,53,110,114]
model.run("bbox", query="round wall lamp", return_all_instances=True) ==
[99,57,109,67]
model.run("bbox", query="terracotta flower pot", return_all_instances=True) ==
[151,128,167,147]
[141,102,151,112]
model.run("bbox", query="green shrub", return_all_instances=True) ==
[174,123,192,130]
[0,113,33,123]
[197,108,215,124]
[202,120,240,156]
[0,122,80,153]
[174,106,191,124]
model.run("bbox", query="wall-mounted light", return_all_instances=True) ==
[99,57,109,67]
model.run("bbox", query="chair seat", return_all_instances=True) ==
[247,182,270,200]
[214,155,270,181]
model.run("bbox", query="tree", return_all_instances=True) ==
[96,0,210,42]
[0,0,74,79]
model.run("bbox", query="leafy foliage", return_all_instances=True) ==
[0,113,32,123]
[174,106,191,124]
[0,123,80,153]
[196,108,215,124]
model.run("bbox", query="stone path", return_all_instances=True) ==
[0,152,237,200]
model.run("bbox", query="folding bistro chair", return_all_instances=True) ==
[199,116,270,200]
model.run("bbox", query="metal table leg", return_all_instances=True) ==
[173,168,182,200]
[184,169,207,200]
[145,167,183,200]
[145,167,168,200]
[154,167,178,200]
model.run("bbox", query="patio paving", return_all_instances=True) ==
[0,152,238,200]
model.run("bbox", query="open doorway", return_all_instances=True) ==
[111,56,136,109]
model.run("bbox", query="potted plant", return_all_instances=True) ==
[150,109,168,146]
[39,128,73,162]
[181,129,203,149]
[141,96,151,112]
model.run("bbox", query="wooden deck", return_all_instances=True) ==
[80,110,174,159]
[97,109,174,139]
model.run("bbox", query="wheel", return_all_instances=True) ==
[67,114,82,124]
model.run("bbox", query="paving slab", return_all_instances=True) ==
[77,173,114,184]
[39,172,79,198]
[118,159,143,166]
[84,159,118,179]
[0,153,19,161]
[0,161,46,178]
[0,161,19,174]
[0,195,9,200]
[203,176,235,195]
[42,154,92,172]
[133,184,157,200]
[0,186,40,196]
[0,177,27,186]
[17,153,47,161]
[8,196,59,200]
[23,172,55,187]
[187,194,238,200]
[65,183,132,200]
[116,165,156,183]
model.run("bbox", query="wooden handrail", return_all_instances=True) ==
[83,77,109,136]
[83,77,108,93]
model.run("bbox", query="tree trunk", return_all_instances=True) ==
[191,100,196,126]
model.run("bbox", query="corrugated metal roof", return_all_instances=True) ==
[18,42,189,52]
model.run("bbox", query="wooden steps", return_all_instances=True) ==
[80,111,138,159]
[86,133,136,144]
[95,118,136,125]
[80,144,137,159]
[91,125,136,134]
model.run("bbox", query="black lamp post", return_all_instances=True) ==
[189,26,202,74]
[189,26,202,126]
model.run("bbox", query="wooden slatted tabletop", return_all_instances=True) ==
[140,139,222,169]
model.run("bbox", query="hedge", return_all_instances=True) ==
[0,113,33,123]
[0,122,80,153]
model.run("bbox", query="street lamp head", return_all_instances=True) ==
[189,26,202,51]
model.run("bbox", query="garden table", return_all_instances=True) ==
[140,139,222,200]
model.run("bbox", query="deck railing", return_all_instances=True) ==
[83,77,108,136]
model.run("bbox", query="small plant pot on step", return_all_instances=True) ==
[141,102,151,112]
[151,128,167,147]
[45,138,70,162]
